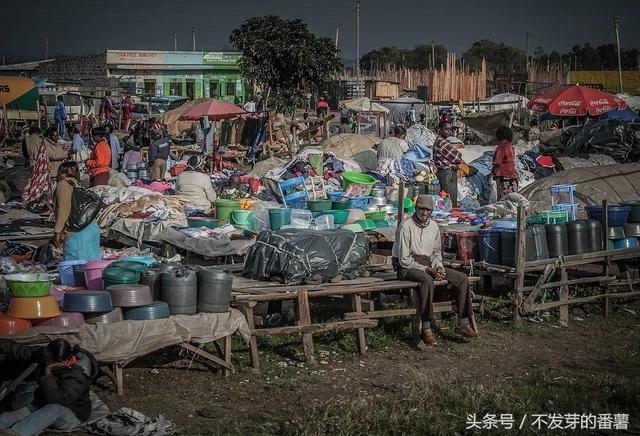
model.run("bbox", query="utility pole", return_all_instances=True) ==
[45,37,48,60]
[356,0,360,85]
[173,32,177,51]
[335,27,339,51]
[614,17,624,93]
[192,29,196,52]
[431,40,435,69]
[524,32,529,97]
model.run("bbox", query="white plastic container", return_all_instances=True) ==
[314,214,335,230]
[290,209,313,229]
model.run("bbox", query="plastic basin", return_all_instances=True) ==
[356,219,376,231]
[331,200,350,210]
[306,199,332,212]
[0,313,32,335]
[187,217,220,229]
[348,196,371,209]
[5,273,52,297]
[62,291,113,313]
[106,284,153,307]
[110,260,148,274]
[341,223,364,232]
[342,172,376,194]
[321,210,349,224]
[586,205,631,226]
[364,211,386,221]
[35,312,84,328]
[8,295,61,319]
[613,237,639,249]
[84,307,124,324]
[124,301,171,321]
[231,210,254,229]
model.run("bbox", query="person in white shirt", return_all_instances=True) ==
[243,97,256,113]
[176,155,217,212]
[392,195,478,346]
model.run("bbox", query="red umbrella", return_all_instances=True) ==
[180,99,247,121]
[527,85,627,116]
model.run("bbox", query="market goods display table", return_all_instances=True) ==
[1,310,250,395]
[231,276,480,369]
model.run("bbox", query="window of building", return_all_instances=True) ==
[209,82,218,98]
[144,80,156,95]
[226,82,235,97]
[169,81,182,96]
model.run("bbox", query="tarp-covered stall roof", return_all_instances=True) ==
[519,163,640,216]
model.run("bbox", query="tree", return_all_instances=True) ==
[360,44,449,70]
[230,16,342,114]
[462,40,526,75]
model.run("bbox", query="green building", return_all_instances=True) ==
[106,50,245,102]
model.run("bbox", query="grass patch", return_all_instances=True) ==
[179,369,640,435]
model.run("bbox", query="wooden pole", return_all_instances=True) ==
[514,206,527,323]
[603,199,610,319]
[614,18,624,93]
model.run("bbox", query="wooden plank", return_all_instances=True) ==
[223,335,232,377]
[232,276,382,292]
[297,290,315,364]
[525,263,557,304]
[232,280,420,303]
[525,291,640,312]
[522,276,613,293]
[114,363,124,396]
[345,308,418,320]
[180,342,233,372]
[239,304,260,370]
[559,268,569,325]
[351,295,367,354]
[252,319,378,336]
[514,206,527,323]
[523,247,640,270]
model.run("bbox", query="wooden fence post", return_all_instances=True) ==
[514,206,526,323]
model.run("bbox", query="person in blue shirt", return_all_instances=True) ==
[105,126,121,171]
[54,96,67,139]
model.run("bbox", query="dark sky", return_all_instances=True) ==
[2,0,639,63]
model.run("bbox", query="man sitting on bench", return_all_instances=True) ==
[392,194,478,346]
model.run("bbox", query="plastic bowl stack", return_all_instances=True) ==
[5,274,62,326]
[85,307,124,324]
[123,301,171,320]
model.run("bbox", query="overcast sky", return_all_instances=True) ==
[1,0,639,62]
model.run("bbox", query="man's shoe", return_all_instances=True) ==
[421,329,438,346]
[454,325,479,340]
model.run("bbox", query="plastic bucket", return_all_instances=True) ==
[478,229,502,264]
[59,260,88,287]
[83,260,114,290]
[268,208,292,230]
[215,199,241,224]
[455,232,479,261]
[231,210,255,229]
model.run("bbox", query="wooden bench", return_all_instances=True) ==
[232,276,481,369]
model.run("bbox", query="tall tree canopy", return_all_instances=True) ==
[230,16,343,113]
[462,40,526,75]
[360,44,449,70]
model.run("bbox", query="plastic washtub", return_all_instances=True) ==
[364,210,386,221]
[586,205,631,226]
[4,273,52,297]
[341,172,376,194]
[347,196,371,209]
[8,295,62,319]
[306,199,332,212]
[320,210,349,224]
[613,237,639,249]
[62,291,113,313]
[356,219,376,231]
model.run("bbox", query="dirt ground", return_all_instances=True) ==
[92,301,640,435]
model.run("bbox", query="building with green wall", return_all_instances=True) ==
[106,50,245,102]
